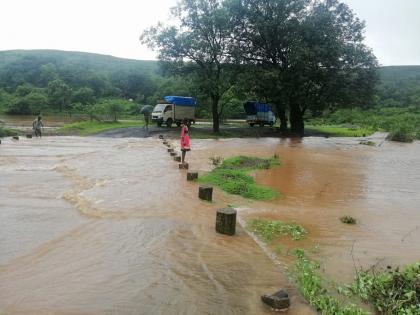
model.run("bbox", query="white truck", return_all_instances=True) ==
[151,96,197,127]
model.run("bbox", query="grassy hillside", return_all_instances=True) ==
[0,49,159,77]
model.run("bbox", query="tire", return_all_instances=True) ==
[166,118,173,128]
[176,121,181,127]
[157,121,162,127]
[259,122,264,127]
[269,122,274,127]
[249,123,255,127]
[187,120,192,127]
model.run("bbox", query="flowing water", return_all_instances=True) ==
[0,133,419,314]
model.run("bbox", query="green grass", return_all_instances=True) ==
[0,127,18,137]
[198,156,279,200]
[306,125,374,137]
[58,120,144,136]
[295,253,369,315]
[308,107,420,141]
[246,218,307,242]
[351,263,420,314]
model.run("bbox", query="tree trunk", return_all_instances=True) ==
[289,105,304,136]
[211,96,220,133]
[279,107,288,134]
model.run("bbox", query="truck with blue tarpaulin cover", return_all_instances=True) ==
[243,101,276,127]
[151,96,197,127]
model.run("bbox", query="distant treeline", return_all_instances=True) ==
[0,50,419,119]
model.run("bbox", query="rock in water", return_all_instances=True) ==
[26,134,32,138]
[261,290,290,310]
[12,136,19,140]
[179,163,189,169]
[168,148,174,153]
[170,152,177,156]
[159,135,164,139]
[174,156,181,162]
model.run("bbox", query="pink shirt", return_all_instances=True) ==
[180,126,190,150]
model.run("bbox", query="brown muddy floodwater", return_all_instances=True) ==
[0,134,419,315]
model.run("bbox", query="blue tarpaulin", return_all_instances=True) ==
[164,96,197,106]
[243,101,272,115]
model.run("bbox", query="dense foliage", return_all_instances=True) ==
[0,49,419,136]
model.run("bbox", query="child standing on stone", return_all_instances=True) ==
[180,119,190,163]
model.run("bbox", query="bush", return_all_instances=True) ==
[387,123,415,142]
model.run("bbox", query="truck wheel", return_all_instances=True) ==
[269,122,274,127]
[187,120,192,127]
[166,118,173,128]
[157,121,162,127]
[249,123,255,127]
[176,121,181,127]
[259,122,264,127]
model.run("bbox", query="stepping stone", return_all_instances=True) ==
[187,171,198,181]
[12,136,19,140]
[215,208,237,235]
[174,156,181,162]
[26,134,32,138]
[170,152,177,156]
[159,135,164,139]
[168,148,174,153]
[179,163,189,169]
[261,290,290,311]
[199,185,213,201]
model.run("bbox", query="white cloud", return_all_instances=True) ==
[1,0,419,65]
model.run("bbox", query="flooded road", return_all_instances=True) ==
[1,134,419,314]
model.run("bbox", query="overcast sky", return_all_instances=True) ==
[0,0,419,66]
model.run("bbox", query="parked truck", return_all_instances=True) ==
[151,96,197,127]
[243,101,276,127]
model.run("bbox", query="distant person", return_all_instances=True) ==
[180,119,190,163]
[144,112,150,131]
[32,115,44,137]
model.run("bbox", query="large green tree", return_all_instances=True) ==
[230,0,378,135]
[141,0,238,132]
[47,79,72,112]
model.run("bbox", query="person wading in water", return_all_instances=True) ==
[180,119,190,163]
[32,115,44,137]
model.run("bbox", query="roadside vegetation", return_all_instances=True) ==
[0,126,18,137]
[246,217,420,315]
[246,218,306,242]
[199,156,279,200]
[307,107,420,141]
[58,119,144,136]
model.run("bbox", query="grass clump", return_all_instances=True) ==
[199,156,279,200]
[306,125,373,137]
[340,216,357,224]
[351,263,420,315]
[359,140,376,146]
[0,126,18,137]
[295,253,369,315]
[246,218,306,242]
[58,120,144,136]
[386,123,416,143]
